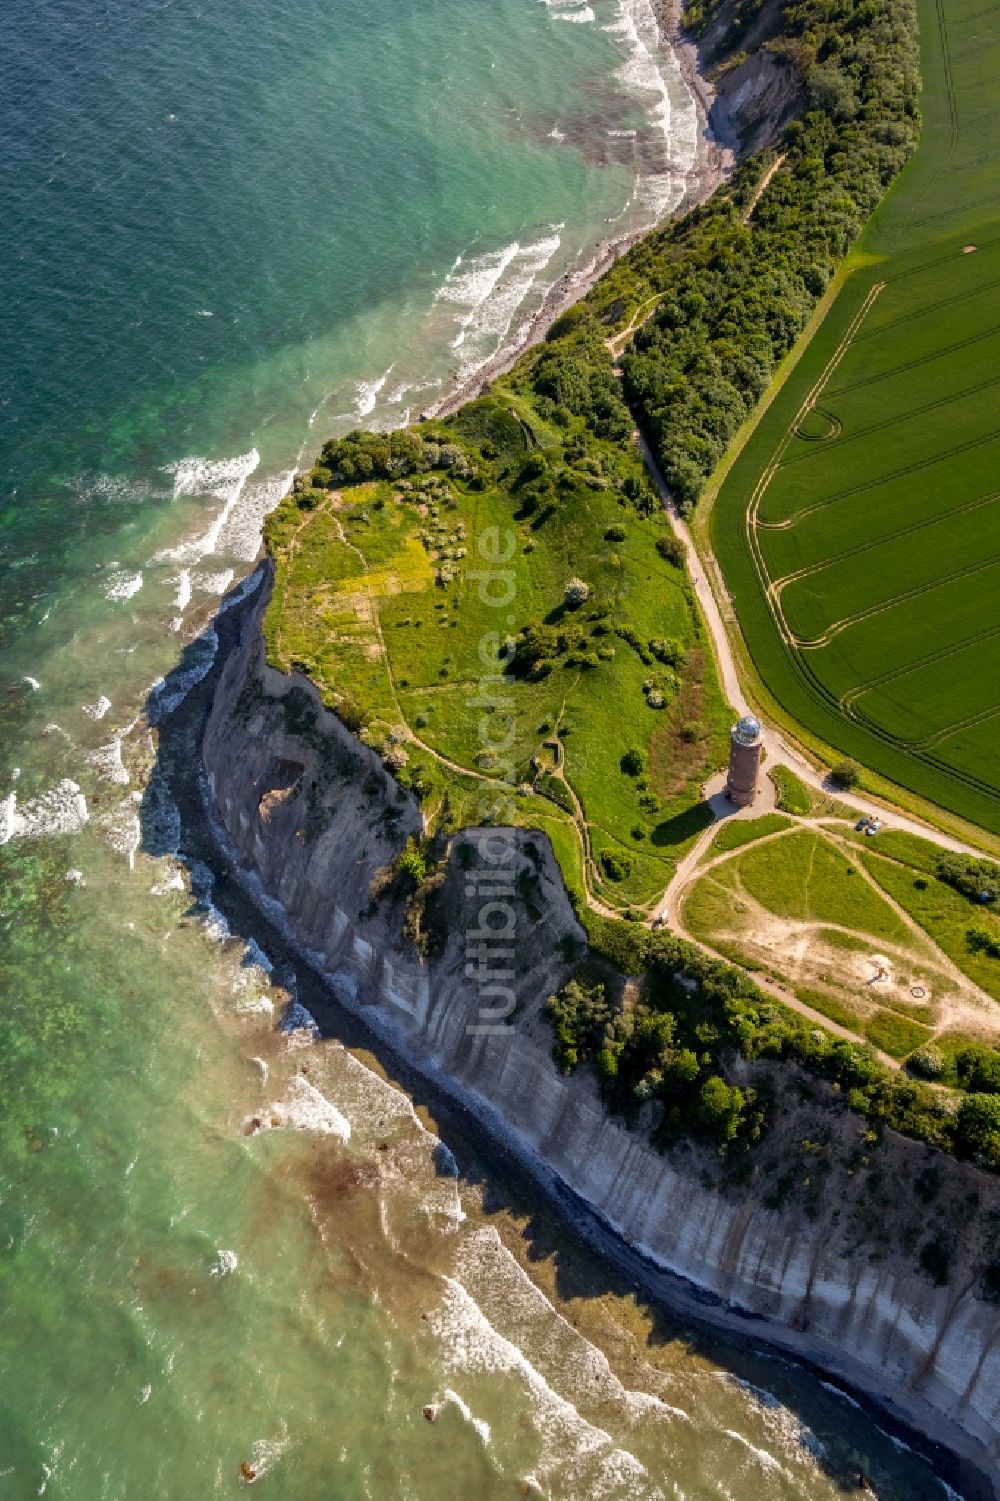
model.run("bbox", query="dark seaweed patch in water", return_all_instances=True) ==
[519,72,675,174]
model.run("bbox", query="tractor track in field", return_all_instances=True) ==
[785,552,1000,650]
[767,486,1000,602]
[777,366,1000,468]
[826,319,1000,396]
[848,268,1000,341]
[756,422,1000,531]
[840,620,1000,713]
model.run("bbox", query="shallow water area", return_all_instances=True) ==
[0,0,972,1495]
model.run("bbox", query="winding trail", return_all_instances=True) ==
[284,464,992,1073]
[742,152,787,224]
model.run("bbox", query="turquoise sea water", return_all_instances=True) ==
[0,1,967,1496]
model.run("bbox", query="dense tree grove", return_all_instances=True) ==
[624,0,919,504]
[520,0,919,508]
[627,0,918,503]
[308,429,474,485]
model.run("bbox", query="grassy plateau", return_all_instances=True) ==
[264,398,729,912]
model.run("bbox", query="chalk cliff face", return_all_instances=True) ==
[203,576,1000,1493]
[714,49,800,154]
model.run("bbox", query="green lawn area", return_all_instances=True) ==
[768,765,813,815]
[726,828,912,944]
[710,812,791,853]
[264,395,730,904]
[861,849,1000,1003]
[709,0,1000,835]
[864,1010,932,1060]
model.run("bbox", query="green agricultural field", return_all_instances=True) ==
[711,0,1000,833]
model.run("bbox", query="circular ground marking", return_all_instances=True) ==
[910,985,926,999]
[792,406,842,442]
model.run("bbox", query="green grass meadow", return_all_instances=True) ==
[265,396,730,905]
[710,0,1000,834]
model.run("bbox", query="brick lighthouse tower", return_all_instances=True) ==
[726,714,763,806]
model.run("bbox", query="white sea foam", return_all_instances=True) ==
[82,695,112,721]
[89,793,140,866]
[218,564,266,615]
[172,570,192,612]
[604,0,699,218]
[103,569,144,602]
[553,5,595,18]
[147,627,218,723]
[441,1388,492,1445]
[725,1375,782,1410]
[0,780,89,846]
[239,1428,290,1484]
[456,1227,690,1440]
[87,721,134,787]
[211,471,293,564]
[435,230,564,380]
[386,377,442,406]
[721,1429,789,1478]
[73,473,158,507]
[819,1379,863,1411]
[191,568,234,596]
[354,365,395,420]
[154,449,261,565]
[249,1075,351,1141]
[431,1276,661,1497]
[209,1248,238,1278]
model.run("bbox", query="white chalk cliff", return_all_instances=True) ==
[202,576,1000,1495]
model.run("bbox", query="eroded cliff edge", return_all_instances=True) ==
[202,572,1000,1495]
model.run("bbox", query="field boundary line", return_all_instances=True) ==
[842,619,1000,711]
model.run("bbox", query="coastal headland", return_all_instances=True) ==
[187,0,1000,1490]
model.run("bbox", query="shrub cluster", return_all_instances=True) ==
[310,429,470,485]
[547,910,999,1169]
[937,853,1000,904]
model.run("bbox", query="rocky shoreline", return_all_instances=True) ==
[429,0,736,421]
